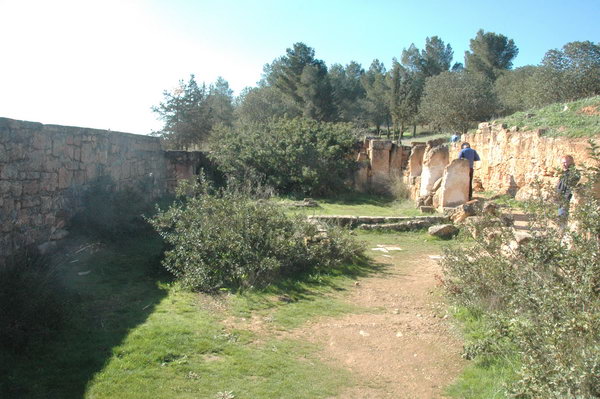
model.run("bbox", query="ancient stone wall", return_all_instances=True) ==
[353,138,410,192]
[461,122,600,198]
[0,117,206,261]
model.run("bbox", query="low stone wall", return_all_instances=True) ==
[461,122,600,198]
[0,117,208,261]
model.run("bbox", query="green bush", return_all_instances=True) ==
[73,175,157,240]
[442,144,600,397]
[149,176,364,291]
[208,117,359,197]
[0,249,70,352]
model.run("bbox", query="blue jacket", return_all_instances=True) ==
[458,148,480,168]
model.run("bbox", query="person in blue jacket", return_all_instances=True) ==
[458,142,481,200]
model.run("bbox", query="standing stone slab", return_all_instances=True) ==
[419,145,449,197]
[439,159,470,208]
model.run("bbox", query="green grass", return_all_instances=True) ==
[445,307,519,399]
[2,231,379,399]
[278,193,422,217]
[494,95,600,138]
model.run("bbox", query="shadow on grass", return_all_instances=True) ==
[0,233,170,399]
[228,254,390,308]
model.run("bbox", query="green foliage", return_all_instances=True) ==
[420,71,497,133]
[209,117,358,196]
[264,42,336,121]
[72,175,156,240]
[0,249,69,353]
[496,95,600,137]
[149,177,364,292]
[235,85,300,124]
[329,61,367,123]
[152,75,234,149]
[442,146,600,397]
[464,29,519,81]
[360,59,391,133]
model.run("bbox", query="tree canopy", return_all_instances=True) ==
[464,29,519,80]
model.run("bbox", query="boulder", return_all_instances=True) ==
[420,206,436,214]
[428,224,459,239]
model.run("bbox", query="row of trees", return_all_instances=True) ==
[153,32,600,149]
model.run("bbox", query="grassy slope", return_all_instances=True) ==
[494,95,600,138]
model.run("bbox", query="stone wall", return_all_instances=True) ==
[0,117,207,261]
[461,122,600,198]
[354,138,411,192]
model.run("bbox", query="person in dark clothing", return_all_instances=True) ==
[556,155,580,218]
[458,142,481,200]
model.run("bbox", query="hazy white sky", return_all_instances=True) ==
[1,0,599,134]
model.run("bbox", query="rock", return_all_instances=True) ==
[482,202,499,216]
[50,228,69,241]
[432,177,443,192]
[428,224,459,239]
[37,241,57,255]
[438,159,470,208]
[419,206,436,214]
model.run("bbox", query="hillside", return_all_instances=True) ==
[494,95,600,138]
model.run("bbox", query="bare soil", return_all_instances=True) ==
[293,247,466,398]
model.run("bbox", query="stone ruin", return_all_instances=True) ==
[354,137,471,213]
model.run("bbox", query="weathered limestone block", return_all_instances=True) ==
[369,140,393,186]
[438,159,470,209]
[408,144,426,178]
[428,224,459,239]
[389,145,404,177]
[419,145,449,197]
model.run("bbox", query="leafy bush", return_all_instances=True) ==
[208,117,359,197]
[0,249,69,352]
[442,143,600,397]
[149,176,364,291]
[73,175,157,240]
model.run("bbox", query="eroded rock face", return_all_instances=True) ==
[460,122,600,197]
[438,159,471,209]
[419,144,449,197]
[408,144,426,178]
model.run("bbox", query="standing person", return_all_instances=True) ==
[556,155,580,218]
[458,142,481,200]
[450,133,459,143]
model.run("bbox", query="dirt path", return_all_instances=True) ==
[293,247,466,398]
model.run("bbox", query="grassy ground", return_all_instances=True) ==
[278,194,422,217]
[494,95,600,138]
[444,307,519,398]
[0,230,380,399]
[1,226,454,399]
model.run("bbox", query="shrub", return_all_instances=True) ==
[208,117,359,197]
[0,249,69,352]
[149,176,364,291]
[442,142,600,397]
[389,175,411,200]
[73,175,156,240]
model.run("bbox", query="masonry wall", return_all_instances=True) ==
[0,117,172,259]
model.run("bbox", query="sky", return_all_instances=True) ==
[1,0,599,134]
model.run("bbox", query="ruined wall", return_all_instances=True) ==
[354,138,410,192]
[461,122,600,198]
[0,117,206,260]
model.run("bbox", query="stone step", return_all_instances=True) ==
[307,215,449,228]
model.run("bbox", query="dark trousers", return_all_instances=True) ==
[469,168,474,200]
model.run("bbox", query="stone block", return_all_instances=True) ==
[438,159,470,208]
[428,224,459,239]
